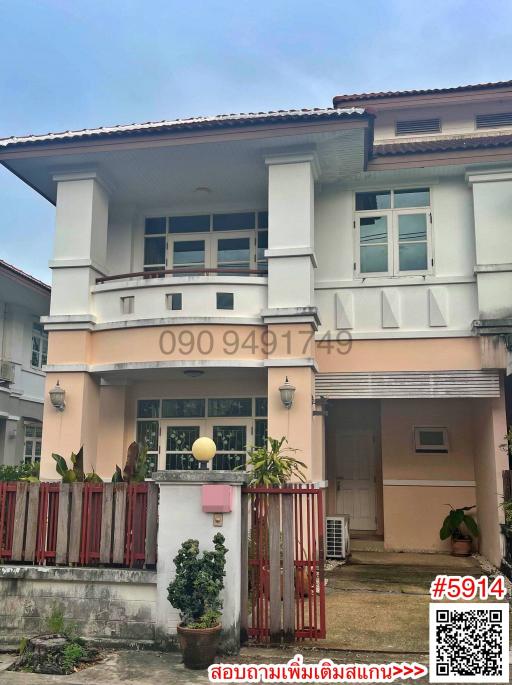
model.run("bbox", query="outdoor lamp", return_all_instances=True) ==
[279,376,296,409]
[192,437,216,462]
[49,380,66,411]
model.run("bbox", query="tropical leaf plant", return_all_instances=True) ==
[440,504,479,541]
[51,447,102,483]
[241,436,306,486]
[111,443,149,483]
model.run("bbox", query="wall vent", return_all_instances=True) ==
[395,118,441,135]
[326,516,350,559]
[476,112,512,129]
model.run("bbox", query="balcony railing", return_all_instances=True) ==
[96,267,268,285]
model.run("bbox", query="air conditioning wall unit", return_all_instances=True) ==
[0,360,15,384]
[326,516,350,559]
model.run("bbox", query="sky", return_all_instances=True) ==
[1,0,512,283]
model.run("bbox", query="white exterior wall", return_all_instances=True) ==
[47,170,489,341]
[468,170,512,321]
[92,277,268,325]
[314,177,478,337]
[156,475,243,653]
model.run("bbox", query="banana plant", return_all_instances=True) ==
[440,505,479,541]
[51,447,102,483]
[111,442,149,483]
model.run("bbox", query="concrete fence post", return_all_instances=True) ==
[153,471,247,654]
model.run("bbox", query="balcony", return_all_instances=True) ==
[91,268,268,327]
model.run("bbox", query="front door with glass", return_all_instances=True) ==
[159,418,251,471]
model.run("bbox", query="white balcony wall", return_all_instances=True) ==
[91,277,268,325]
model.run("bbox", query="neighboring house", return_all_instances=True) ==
[0,79,511,565]
[0,260,50,466]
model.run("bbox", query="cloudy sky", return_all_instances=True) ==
[1,0,512,282]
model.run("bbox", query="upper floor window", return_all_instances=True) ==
[31,323,48,369]
[143,211,268,274]
[354,188,432,276]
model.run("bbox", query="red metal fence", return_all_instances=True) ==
[241,484,326,644]
[0,481,158,568]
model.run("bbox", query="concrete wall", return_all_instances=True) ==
[154,471,244,654]
[0,567,157,647]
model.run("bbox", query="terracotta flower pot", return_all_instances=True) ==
[177,623,222,670]
[452,537,472,557]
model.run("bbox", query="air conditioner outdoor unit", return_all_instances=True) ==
[326,516,350,559]
[0,360,15,384]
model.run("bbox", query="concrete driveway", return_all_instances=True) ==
[321,550,490,652]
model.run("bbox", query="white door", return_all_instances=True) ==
[335,430,376,531]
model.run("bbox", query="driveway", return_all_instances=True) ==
[321,550,490,652]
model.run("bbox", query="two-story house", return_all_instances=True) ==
[0,79,511,566]
[0,259,50,466]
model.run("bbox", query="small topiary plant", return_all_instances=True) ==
[167,533,228,628]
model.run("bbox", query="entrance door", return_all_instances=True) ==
[159,420,207,470]
[159,418,251,471]
[335,430,376,531]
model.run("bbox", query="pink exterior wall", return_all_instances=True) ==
[316,337,482,373]
[40,371,100,480]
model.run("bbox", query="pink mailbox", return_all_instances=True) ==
[201,484,233,513]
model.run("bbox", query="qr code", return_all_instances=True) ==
[429,603,509,683]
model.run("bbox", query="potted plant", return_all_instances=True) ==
[167,533,228,670]
[440,504,479,556]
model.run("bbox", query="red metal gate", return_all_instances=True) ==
[241,484,326,643]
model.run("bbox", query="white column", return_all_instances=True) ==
[467,169,512,322]
[49,170,110,318]
[265,153,317,312]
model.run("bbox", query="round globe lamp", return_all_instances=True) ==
[192,437,216,463]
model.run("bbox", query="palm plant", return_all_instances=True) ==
[242,436,306,486]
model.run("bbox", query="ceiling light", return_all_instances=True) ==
[183,369,205,378]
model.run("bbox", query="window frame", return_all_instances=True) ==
[24,421,42,464]
[135,395,268,471]
[354,188,433,278]
[31,323,48,370]
[355,210,393,278]
[414,426,449,454]
[143,210,268,273]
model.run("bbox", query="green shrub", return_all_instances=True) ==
[0,462,39,482]
[167,534,228,628]
[60,643,86,672]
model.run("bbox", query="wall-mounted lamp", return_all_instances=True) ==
[49,380,66,411]
[279,376,296,409]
